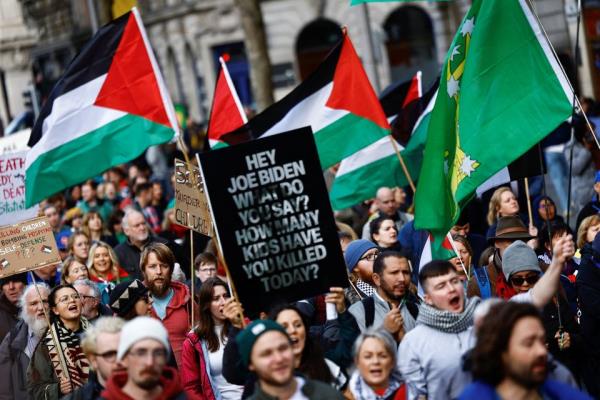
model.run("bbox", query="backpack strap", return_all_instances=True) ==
[362,296,376,328]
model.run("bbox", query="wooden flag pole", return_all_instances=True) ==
[189,227,195,328]
[29,271,71,382]
[524,177,534,227]
[388,135,416,193]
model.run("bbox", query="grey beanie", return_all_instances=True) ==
[501,240,542,281]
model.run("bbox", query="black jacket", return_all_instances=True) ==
[0,293,18,342]
[61,371,103,400]
[247,376,344,400]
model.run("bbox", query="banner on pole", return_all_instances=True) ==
[0,216,61,278]
[173,158,213,236]
[199,127,348,315]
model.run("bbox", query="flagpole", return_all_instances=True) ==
[388,135,416,193]
[195,153,246,327]
[524,177,534,228]
[189,228,195,328]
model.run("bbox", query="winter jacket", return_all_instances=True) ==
[149,281,194,367]
[0,319,30,399]
[0,293,18,342]
[398,323,476,400]
[26,336,60,400]
[459,379,592,400]
[247,377,344,400]
[100,366,186,400]
[568,140,596,218]
[180,330,219,400]
[348,292,417,333]
[114,235,188,280]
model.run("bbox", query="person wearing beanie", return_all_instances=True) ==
[467,216,535,300]
[100,316,185,400]
[344,239,379,303]
[237,320,343,400]
[0,272,27,341]
[109,279,151,320]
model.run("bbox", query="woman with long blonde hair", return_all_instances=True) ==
[86,241,129,304]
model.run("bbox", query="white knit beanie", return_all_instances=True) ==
[117,316,170,361]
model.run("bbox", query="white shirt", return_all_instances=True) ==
[207,324,243,400]
[288,377,309,400]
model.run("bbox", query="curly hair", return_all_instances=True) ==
[470,301,542,385]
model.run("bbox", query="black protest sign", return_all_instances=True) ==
[199,127,348,315]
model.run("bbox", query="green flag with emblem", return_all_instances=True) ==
[414,0,573,257]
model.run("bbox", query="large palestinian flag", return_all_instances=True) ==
[25,9,178,207]
[221,32,390,170]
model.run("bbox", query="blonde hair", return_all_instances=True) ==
[87,241,122,281]
[577,215,600,249]
[487,187,514,226]
[81,316,125,355]
[60,256,88,284]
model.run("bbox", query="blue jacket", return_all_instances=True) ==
[459,379,592,400]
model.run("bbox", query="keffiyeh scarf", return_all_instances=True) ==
[348,369,404,400]
[417,297,481,334]
[43,318,90,388]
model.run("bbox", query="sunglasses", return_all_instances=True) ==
[510,274,540,286]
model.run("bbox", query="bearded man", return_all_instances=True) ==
[140,243,196,367]
[0,283,50,399]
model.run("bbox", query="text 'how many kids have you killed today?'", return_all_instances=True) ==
[198,127,347,315]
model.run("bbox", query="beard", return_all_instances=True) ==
[148,274,171,297]
[380,278,405,302]
[134,369,161,390]
[21,310,49,338]
[505,357,547,389]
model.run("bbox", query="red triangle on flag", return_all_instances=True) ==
[94,13,170,127]
[403,72,422,108]
[207,64,246,141]
[325,34,390,130]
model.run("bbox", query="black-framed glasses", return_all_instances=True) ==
[510,274,540,286]
[360,251,380,262]
[95,350,117,362]
[81,295,97,302]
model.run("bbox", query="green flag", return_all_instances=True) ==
[414,0,573,254]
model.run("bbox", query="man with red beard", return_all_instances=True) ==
[349,251,419,339]
[101,316,185,400]
[140,243,195,367]
[460,302,590,399]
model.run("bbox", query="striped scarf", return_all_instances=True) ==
[417,297,481,334]
[43,318,90,388]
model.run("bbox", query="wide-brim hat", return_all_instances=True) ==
[488,216,535,243]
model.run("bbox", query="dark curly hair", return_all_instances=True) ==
[471,301,543,385]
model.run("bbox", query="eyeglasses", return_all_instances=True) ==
[360,251,380,262]
[127,348,167,360]
[510,274,540,286]
[95,350,117,362]
[57,293,81,304]
[80,295,97,302]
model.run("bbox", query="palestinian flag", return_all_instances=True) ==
[221,31,390,170]
[207,57,247,148]
[25,9,178,207]
[330,75,438,210]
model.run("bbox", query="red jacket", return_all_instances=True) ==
[149,281,194,367]
[100,366,185,399]
[180,331,218,400]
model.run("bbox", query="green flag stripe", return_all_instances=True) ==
[26,114,173,207]
[314,113,389,169]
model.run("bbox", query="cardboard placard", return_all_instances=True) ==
[173,158,213,236]
[199,127,348,315]
[0,151,39,225]
[0,216,61,278]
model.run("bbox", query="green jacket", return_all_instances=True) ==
[27,339,60,400]
[247,377,344,400]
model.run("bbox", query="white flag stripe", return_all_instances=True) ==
[335,136,403,177]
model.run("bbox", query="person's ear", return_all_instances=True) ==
[423,292,433,306]
[248,362,255,372]
[372,272,381,287]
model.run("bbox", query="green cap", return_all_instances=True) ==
[236,319,289,367]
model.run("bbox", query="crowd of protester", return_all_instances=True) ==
[1,135,600,400]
